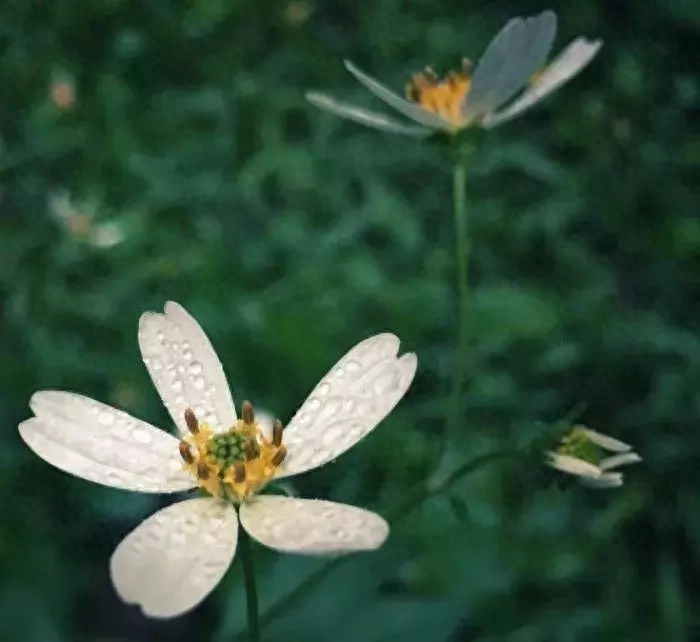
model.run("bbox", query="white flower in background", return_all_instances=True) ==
[306,10,602,136]
[547,426,641,488]
[49,190,125,248]
[19,302,417,618]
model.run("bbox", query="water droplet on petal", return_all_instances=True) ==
[345,360,361,373]
[98,410,115,426]
[192,376,205,390]
[317,382,331,396]
[189,361,203,375]
[132,427,152,444]
[308,397,322,411]
[172,380,183,393]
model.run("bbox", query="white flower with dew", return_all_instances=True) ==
[306,10,602,136]
[546,426,641,489]
[18,301,417,618]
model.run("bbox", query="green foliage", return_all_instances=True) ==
[1,0,699,640]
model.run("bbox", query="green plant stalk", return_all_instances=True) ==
[447,158,470,445]
[239,525,260,642]
[232,449,513,640]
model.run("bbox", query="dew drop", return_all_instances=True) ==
[132,427,153,444]
[181,341,190,351]
[177,364,186,374]
[183,350,193,360]
[156,331,165,343]
[170,342,180,352]
[333,366,345,377]
[298,413,310,425]
[317,382,331,396]
[345,360,361,373]
[189,361,203,375]
[308,397,322,411]
[98,410,115,426]
[172,380,183,393]
[192,376,205,390]
[151,358,163,371]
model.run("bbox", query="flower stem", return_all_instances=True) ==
[448,158,470,443]
[239,525,260,642]
[232,449,514,640]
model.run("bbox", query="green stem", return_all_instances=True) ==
[232,449,514,640]
[447,158,470,443]
[239,525,260,642]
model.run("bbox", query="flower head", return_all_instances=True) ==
[306,10,601,136]
[19,302,417,617]
[546,425,641,488]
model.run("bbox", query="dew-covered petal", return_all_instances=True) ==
[599,452,642,471]
[306,92,431,137]
[277,333,417,478]
[462,10,557,120]
[139,301,237,436]
[580,472,624,489]
[546,452,602,478]
[344,61,455,131]
[110,498,238,618]
[484,37,602,127]
[240,496,388,554]
[19,391,195,493]
[579,427,631,453]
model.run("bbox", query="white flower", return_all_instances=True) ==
[306,10,602,136]
[547,426,642,488]
[19,302,417,618]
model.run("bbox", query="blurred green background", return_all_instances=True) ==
[1,0,699,640]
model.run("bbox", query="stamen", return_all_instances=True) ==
[184,407,199,434]
[179,440,195,464]
[197,460,210,480]
[245,438,260,460]
[272,418,284,447]
[233,461,246,483]
[271,444,287,466]
[242,400,255,425]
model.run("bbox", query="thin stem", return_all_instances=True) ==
[447,159,470,443]
[232,449,514,640]
[239,525,260,642]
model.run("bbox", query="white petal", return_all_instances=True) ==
[546,452,602,478]
[580,472,624,489]
[19,391,195,493]
[463,10,557,120]
[306,91,431,137]
[277,333,417,478]
[240,496,388,554]
[579,427,631,453]
[599,452,642,471]
[484,37,602,127]
[110,498,238,618]
[139,301,237,436]
[344,61,454,131]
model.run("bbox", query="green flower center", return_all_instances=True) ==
[208,432,250,469]
[556,427,603,465]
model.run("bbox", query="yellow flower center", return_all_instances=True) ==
[179,402,286,503]
[405,60,472,127]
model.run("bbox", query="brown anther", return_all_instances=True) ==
[179,440,195,464]
[233,461,246,483]
[271,444,287,466]
[184,407,199,434]
[272,418,284,447]
[197,460,210,480]
[242,400,255,425]
[245,438,260,460]
[423,66,438,82]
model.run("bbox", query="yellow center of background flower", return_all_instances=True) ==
[405,61,472,127]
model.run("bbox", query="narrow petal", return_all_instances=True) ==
[306,92,431,137]
[110,498,238,618]
[344,61,454,131]
[240,496,388,554]
[139,301,237,436]
[277,333,417,478]
[463,10,557,120]
[546,452,602,478]
[579,427,631,453]
[580,472,624,489]
[599,452,642,471]
[484,37,602,127]
[19,391,195,493]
